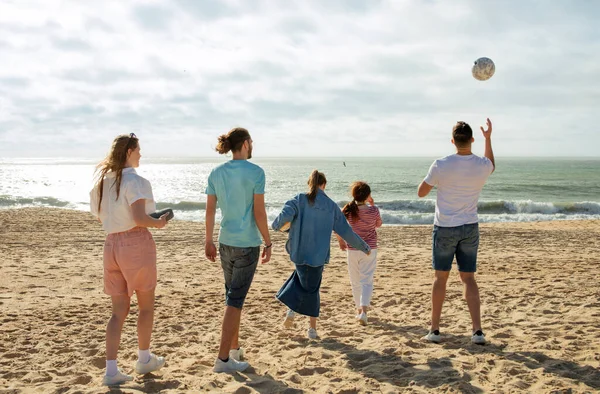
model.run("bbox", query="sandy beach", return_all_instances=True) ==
[0,208,599,393]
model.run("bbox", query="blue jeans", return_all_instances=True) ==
[220,244,260,309]
[432,223,479,272]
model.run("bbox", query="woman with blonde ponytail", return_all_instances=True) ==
[90,133,168,386]
[272,170,371,340]
[338,181,382,325]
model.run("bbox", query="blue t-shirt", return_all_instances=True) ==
[206,160,265,247]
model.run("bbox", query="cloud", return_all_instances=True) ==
[132,4,173,31]
[0,0,598,157]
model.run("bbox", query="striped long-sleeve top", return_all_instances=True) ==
[346,205,382,250]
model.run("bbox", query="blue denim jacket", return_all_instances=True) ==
[272,189,371,267]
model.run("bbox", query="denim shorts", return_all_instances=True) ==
[432,223,479,272]
[220,244,260,309]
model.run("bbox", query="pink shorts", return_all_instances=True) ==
[103,227,157,297]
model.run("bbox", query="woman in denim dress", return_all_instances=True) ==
[272,170,371,339]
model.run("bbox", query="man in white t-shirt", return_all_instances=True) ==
[417,118,495,345]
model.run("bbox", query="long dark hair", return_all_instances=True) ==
[342,181,371,220]
[93,134,139,213]
[307,170,327,205]
[215,127,251,154]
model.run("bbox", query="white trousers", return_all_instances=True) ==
[347,249,377,308]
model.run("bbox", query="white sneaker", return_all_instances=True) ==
[135,353,165,374]
[471,330,486,345]
[307,327,318,339]
[423,330,441,343]
[229,347,244,361]
[283,309,296,328]
[213,357,249,373]
[356,312,368,326]
[102,369,133,386]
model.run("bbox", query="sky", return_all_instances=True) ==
[0,0,598,158]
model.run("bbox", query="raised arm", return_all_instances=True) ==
[480,117,495,173]
[204,194,217,262]
[253,193,272,264]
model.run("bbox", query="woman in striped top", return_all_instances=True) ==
[337,181,382,325]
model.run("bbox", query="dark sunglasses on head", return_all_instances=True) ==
[125,133,138,150]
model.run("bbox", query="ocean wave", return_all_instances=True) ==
[2,194,600,224]
[478,200,600,215]
[370,199,600,215]
[156,201,206,210]
[0,195,72,208]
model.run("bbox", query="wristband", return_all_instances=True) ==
[264,243,272,249]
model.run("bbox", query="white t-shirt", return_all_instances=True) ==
[90,168,156,234]
[424,154,494,227]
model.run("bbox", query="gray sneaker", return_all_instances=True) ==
[213,357,249,373]
[307,327,318,339]
[102,369,133,386]
[357,312,368,326]
[135,353,165,374]
[283,309,296,328]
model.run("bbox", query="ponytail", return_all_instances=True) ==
[342,200,360,220]
[215,127,250,155]
[307,170,326,204]
[215,134,232,154]
[342,181,371,220]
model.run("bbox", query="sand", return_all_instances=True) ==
[0,208,599,393]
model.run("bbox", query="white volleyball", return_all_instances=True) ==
[472,57,495,81]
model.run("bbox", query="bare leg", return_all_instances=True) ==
[106,295,131,361]
[231,316,240,350]
[460,272,482,331]
[309,316,317,330]
[431,270,450,331]
[136,290,155,351]
[218,306,242,360]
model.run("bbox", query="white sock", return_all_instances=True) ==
[106,360,118,377]
[138,348,151,364]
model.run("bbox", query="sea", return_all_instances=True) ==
[1,157,599,225]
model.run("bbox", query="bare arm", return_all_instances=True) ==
[131,199,167,228]
[205,194,217,262]
[481,117,495,172]
[253,193,272,264]
[417,181,434,198]
[335,233,347,251]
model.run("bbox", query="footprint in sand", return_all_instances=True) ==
[297,366,329,376]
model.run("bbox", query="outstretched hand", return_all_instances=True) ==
[480,118,492,139]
